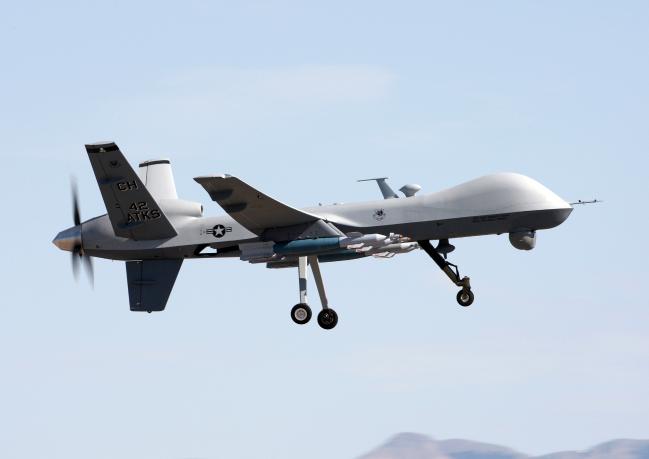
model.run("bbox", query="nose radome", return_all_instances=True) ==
[53,225,82,252]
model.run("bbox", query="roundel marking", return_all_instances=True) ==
[212,224,227,238]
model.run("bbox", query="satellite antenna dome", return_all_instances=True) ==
[399,184,422,197]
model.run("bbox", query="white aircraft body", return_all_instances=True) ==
[53,142,576,330]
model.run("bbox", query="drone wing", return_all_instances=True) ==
[194,175,321,235]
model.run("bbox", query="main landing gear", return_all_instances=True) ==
[418,240,474,307]
[291,255,338,330]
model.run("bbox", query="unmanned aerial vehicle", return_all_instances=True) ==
[53,142,575,330]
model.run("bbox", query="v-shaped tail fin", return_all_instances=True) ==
[86,142,177,240]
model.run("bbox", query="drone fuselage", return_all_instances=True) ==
[75,172,572,261]
[52,142,576,318]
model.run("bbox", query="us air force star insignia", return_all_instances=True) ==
[373,209,386,221]
[206,224,232,238]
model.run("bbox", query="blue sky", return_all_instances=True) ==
[1,1,648,458]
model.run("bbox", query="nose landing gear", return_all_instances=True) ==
[418,239,475,307]
[456,289,474,307]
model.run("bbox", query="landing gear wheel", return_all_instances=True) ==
[291,303,312,325]
[317,308,338,330]
[456,289,474,307]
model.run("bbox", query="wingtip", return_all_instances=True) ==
[193,174,232,183]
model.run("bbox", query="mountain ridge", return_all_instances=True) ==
[357,433,649,459]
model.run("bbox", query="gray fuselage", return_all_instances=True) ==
[80,172,572,261]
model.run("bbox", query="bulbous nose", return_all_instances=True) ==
[53,225,81,252]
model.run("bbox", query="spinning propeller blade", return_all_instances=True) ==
[72,178,81,227]
[71,248,80,280]
[83,252,94,287]
[69,177,93,286]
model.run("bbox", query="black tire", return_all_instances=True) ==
[456,289,474,307]
[291,303,312,325]
[317,308,338,330]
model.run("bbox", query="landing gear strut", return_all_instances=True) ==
[418,240,474,307]
[291,255,338,329]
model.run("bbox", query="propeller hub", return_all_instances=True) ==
[53,225,82,252]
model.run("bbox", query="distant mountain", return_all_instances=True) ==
[357,433,448,459]
[357,433,649,459]
[438,438,527,459]
[539,440,649,459]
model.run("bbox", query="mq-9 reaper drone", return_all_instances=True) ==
[53,142,575,330]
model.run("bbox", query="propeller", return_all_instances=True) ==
[70,178,94,286]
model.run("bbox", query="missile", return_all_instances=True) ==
[272,233,403,256]
[262,241,418,268]
[241,233,414,261]
[367,242,419,257]
[273,238,342,255]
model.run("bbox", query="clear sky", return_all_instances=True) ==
[1,1,648,458]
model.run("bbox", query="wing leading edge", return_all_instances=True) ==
[194,175,320,234]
